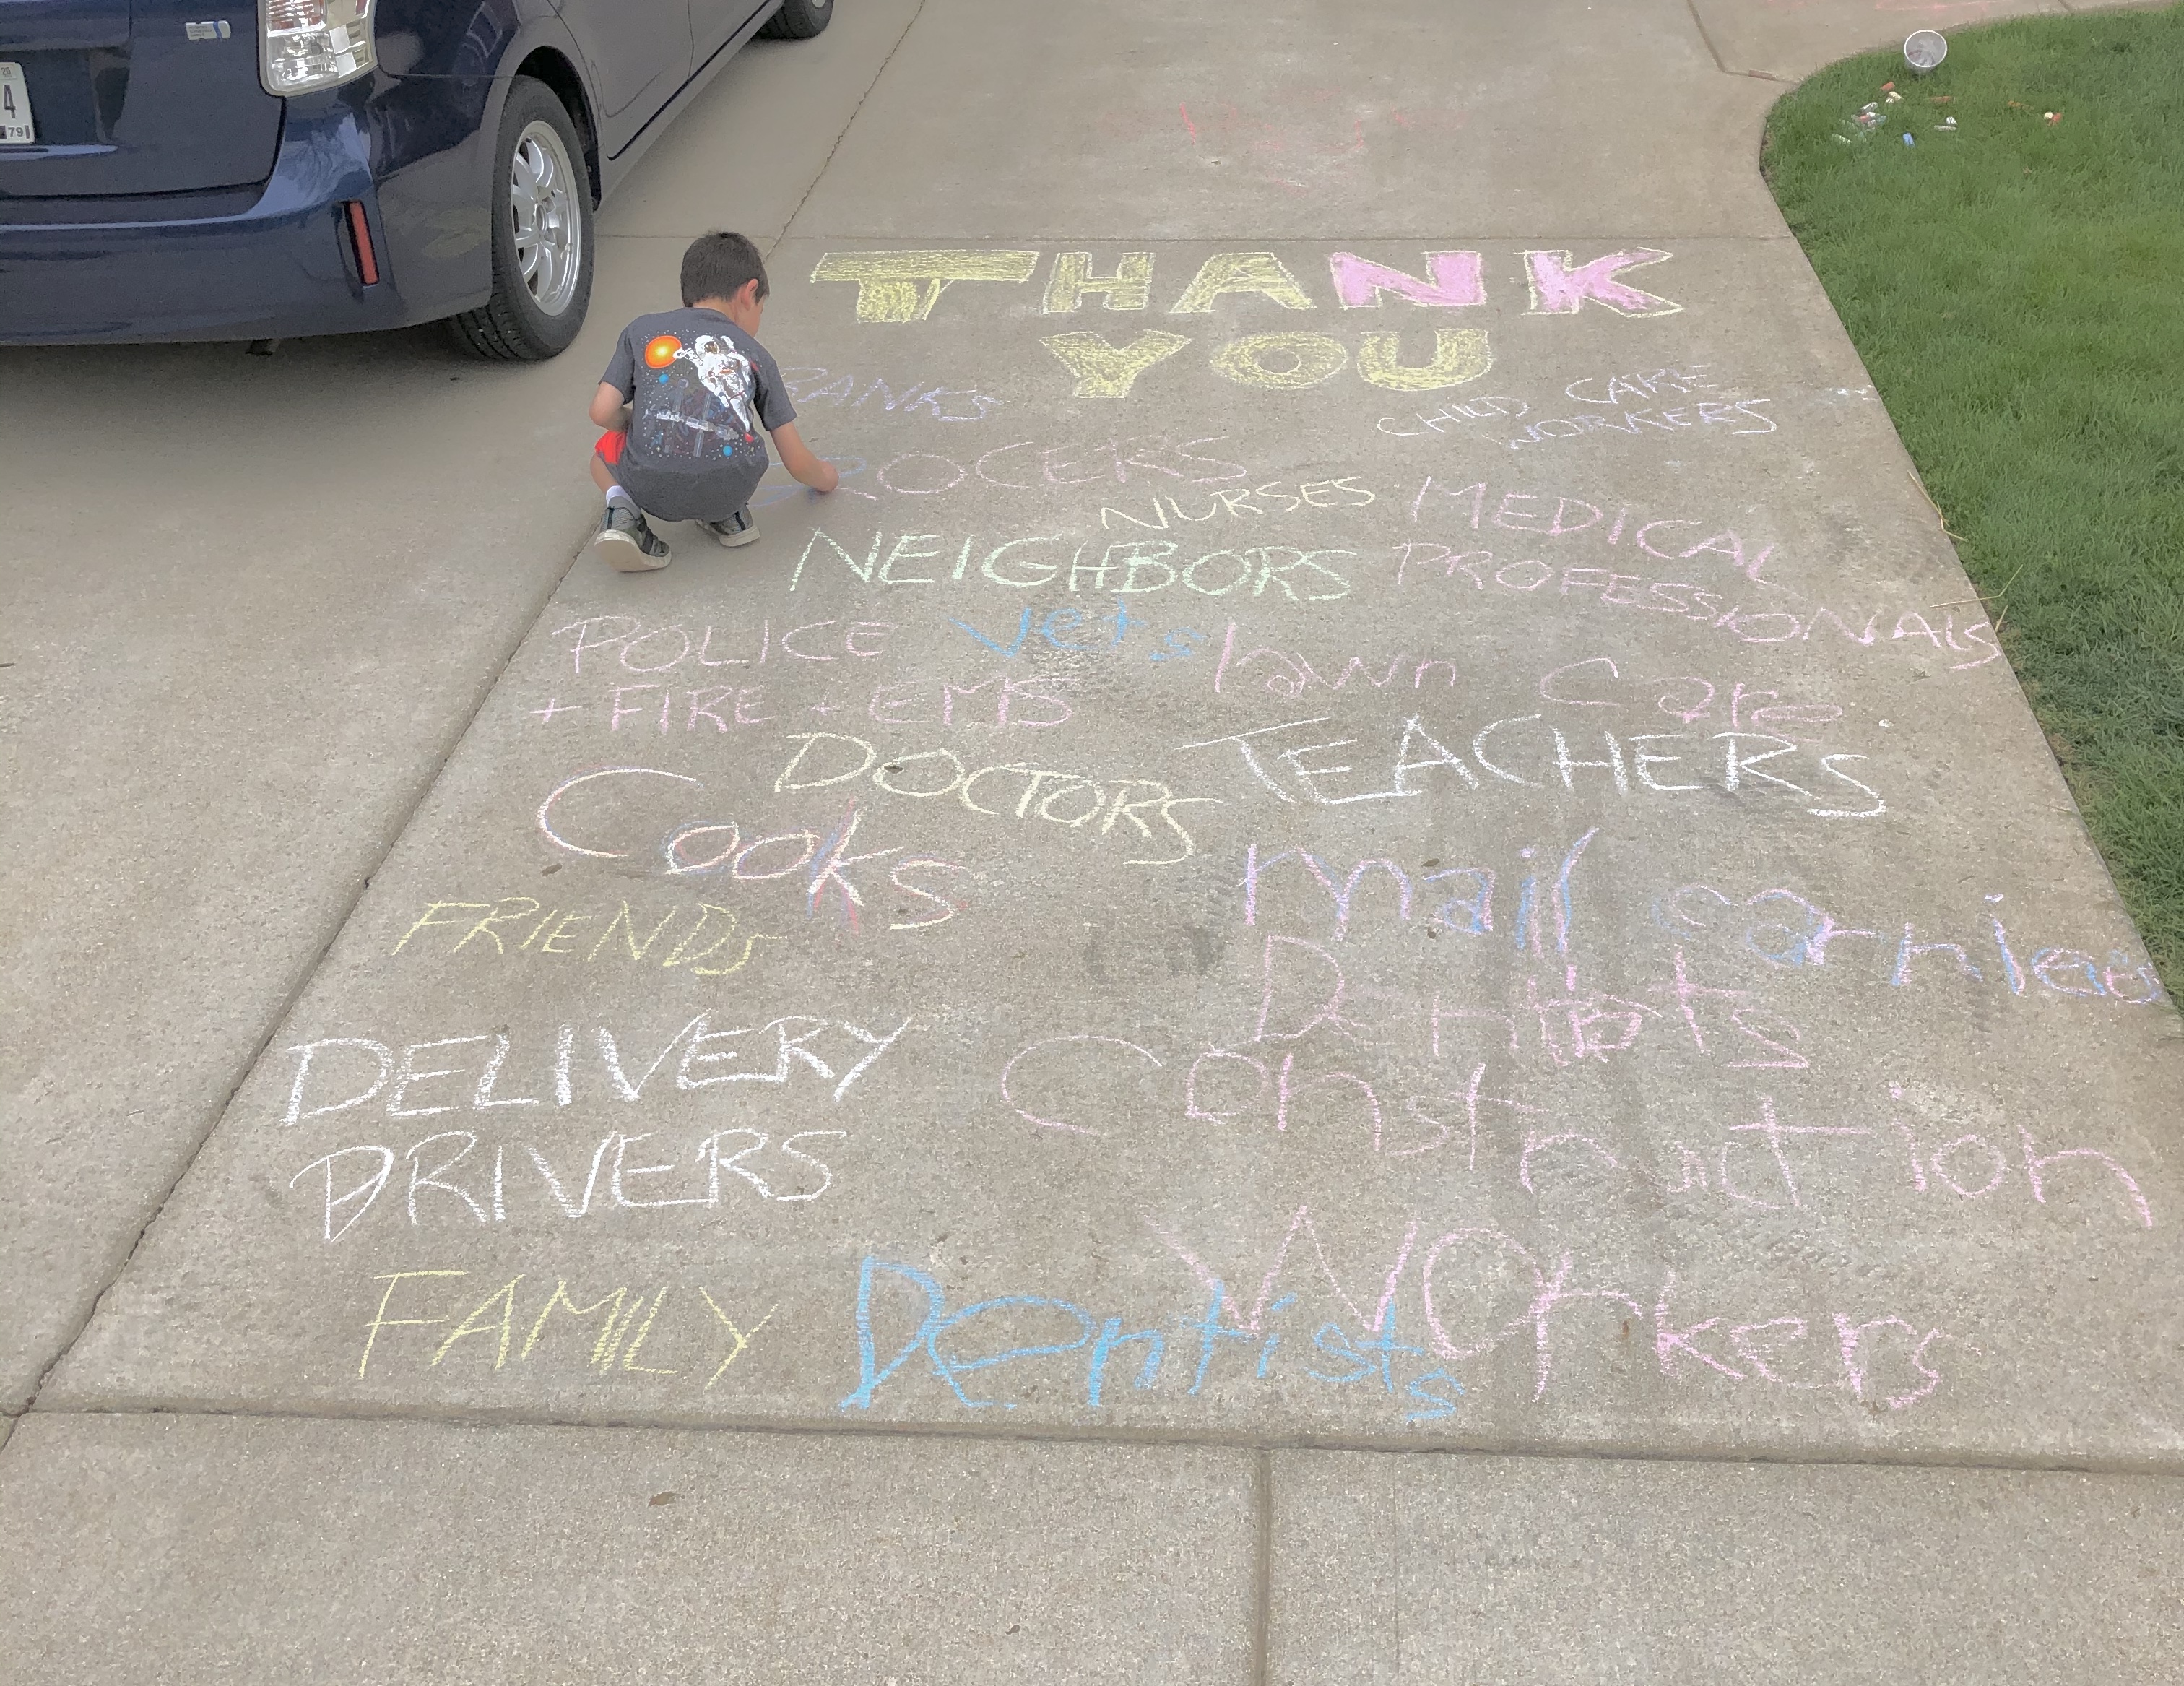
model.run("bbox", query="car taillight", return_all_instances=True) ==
[259,0,376,97]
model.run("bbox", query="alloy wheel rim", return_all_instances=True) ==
[510,120,582,316]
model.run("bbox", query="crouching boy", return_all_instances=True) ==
[587,230,837,571]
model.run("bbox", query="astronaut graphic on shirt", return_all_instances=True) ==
[598,304,797,524]
[638,333,758,461]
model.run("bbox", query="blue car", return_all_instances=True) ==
[0,0,831,357]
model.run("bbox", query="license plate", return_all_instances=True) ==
[0,64,34,145]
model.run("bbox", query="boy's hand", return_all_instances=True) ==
[772,422,840,493]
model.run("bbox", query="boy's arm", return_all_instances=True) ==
[589,381,630,430]
[770,422,840,493]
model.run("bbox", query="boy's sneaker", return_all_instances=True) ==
[592,503,671,571]
[699,508,760,548]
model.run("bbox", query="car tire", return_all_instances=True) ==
[450,78,594,362]
[758,0,832,40]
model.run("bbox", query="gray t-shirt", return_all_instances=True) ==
[600,307,797,522]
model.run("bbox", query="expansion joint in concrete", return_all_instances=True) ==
[17,548,587,1420]
[1250,1447,1274,1686]
[774,0,932,253]
[20,1401,2183,1482]
[1681,0,1795,85]
[1684,0,1729,72]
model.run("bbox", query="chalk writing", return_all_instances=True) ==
[527,670,1079,738]
[777,366,1003,423]
[816,248,1683,322]
[391,896,782,974]
[1236,834,1598,949]
[945,599,1211,666]
[536,772,971,927]
[294,1124,844,1240]
[774,734,1220,866]
[1098,475,1375,530]
[555,615,896,675]
[1407,477,1786,579]
[813,248,1682,397]
[752,436,1255,519]
[279,1014,911,1125]
[842,1253,1465,1425]
[1532,657,1842,740]
[792,527,1356,602]
[1377,366,1782,452]
[1375,394,1530,434]
[840,1227,1956,1418]
[1391,541,2002,671]
[184,221,2178,1466]
[997,948,2155,1242]
[354,1268,774,1387]
[1197,833,2161,1015]
[1000,933,1824,1132]
[1039,326,1496,398]
[1654,881,2165,1006]
[810,249,1041,323]
[1174,706,1889,819]
[1563,366,1721,405]
[1506,397,1777,451]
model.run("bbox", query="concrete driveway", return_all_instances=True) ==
[5,1,2180,1679]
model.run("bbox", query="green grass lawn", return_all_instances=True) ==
[1764,4,2184,989]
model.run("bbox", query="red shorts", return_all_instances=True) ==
[595,430,625,464]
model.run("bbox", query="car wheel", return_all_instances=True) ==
[758,0,833,40]
[450,78,594,362]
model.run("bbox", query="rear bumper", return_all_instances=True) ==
[0,102,457,344]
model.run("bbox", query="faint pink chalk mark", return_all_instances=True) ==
[1000,1034,1161,1137]
[1146,1206,1417,1336]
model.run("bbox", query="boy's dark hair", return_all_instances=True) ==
[682,231,769,308]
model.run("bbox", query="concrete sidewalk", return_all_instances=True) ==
[6,0,2182,1679]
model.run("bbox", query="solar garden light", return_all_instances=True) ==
[1904,30,1948,75]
